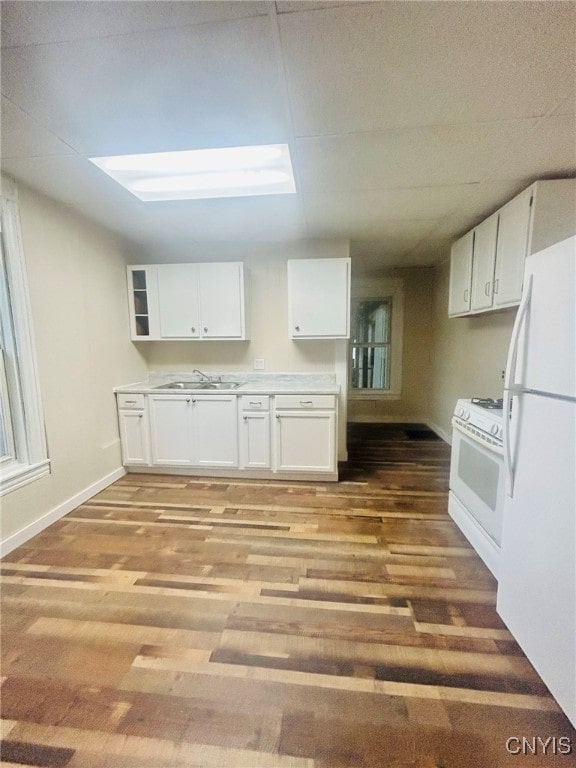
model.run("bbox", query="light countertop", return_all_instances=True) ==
[114,372,340,396]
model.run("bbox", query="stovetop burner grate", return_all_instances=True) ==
[471,397,503,410]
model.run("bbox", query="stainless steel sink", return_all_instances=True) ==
[154,381,243,390]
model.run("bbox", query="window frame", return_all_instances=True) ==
[0,178,49,495]
[349,279,404,400]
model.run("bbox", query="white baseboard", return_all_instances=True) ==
[0,466,126,558]
[426,421,452,445]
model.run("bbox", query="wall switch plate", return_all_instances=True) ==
[253,358,265,370]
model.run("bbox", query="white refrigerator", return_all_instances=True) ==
[497,235,576,727]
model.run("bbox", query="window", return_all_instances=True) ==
[351,299,392,390]
[349,281,403,398]
[0,180,49,494]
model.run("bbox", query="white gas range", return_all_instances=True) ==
[448,397,505,578]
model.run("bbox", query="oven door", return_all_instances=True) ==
[450,423,505,546]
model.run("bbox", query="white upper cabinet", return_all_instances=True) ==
[492,187,533,310]
[127,262,248,341]
[470,213,499,313]
[198,262,246,339]
[288,257,351,338]
[448,231,473,316]
[448,179,576,318]
[158,264,200,338]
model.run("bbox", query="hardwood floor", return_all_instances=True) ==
[1,424,574,767]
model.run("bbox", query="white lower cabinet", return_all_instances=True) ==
[239,396,270,469]
[148,394,238,468]
[119,391,338,479]
[273,395,337,474]
[149,395,194,466]
[192,395,238,467]
[118,410,150,465]
[117,394,150,466]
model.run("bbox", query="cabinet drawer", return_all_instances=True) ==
[240,395,270,411]
[275,394,336,410]
[117,393,145,409]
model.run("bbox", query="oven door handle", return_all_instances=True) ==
[503,274,532,496]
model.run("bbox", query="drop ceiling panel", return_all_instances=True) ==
[295,119,539,193]
[1,15,286,156]
[1,96,75,159]
[303,185,487,226]
[1,1,266,48]
[302,192,444,239]
[280,1,575,136]
[492,113,576,181]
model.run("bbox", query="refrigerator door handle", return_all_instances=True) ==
[504,274,532,391]
[503,274,533,496]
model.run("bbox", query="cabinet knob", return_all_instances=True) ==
[191,327,196,333]
[186,398,191,403]
[295,325,300,332]
[243,415,248,421]
[138,414,143,418]
[204,327,208,333]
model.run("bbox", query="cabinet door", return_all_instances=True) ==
[274,411,336,472]
[192,395,238,467]
[288,258,350,338]
[448,231,473,316]
[470,214,498,312]
[493,187,533,308]
[199,262,246,339]
[149,395,193,465]
[240,412,270,468]
[157,264,200,338]
[118,410,150,465]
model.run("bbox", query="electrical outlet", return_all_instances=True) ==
[253,358,265,370]
[501,369,505,380]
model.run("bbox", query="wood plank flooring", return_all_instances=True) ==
[2,424,575,767]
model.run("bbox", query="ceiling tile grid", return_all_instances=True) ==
[1,0,574,270]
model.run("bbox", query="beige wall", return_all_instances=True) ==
[428,259,516,439]
[1,182,147,542]
[348,267,434,423]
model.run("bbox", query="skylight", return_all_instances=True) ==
[89,144,296,201]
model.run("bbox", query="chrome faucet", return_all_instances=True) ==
[193,369,211,382]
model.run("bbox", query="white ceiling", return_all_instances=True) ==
[1,1,575,274]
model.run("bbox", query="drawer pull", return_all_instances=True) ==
[125,400,137,404]
[249,401,262,407]
[300,400,313,405]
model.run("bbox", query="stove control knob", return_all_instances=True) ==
[456,406,464,418]
[463,409,470,421]
[490,424,499,436]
